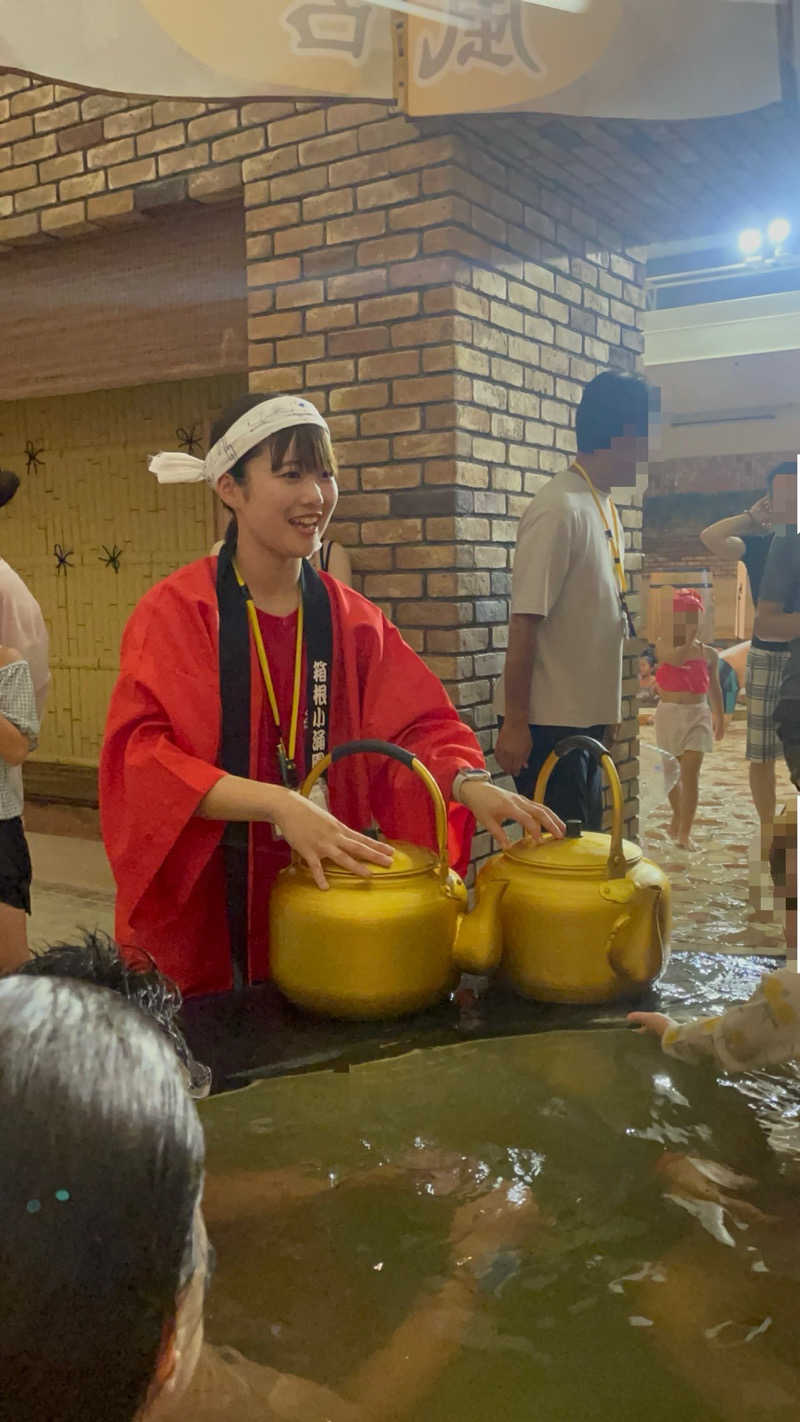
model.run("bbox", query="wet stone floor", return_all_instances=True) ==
[639,715,791,958]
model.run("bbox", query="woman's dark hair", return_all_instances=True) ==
[575,370,653,454]
[0,975,205,1422]
[210,393,337,497]
[16,930,211,1098]
[640,647,656,668]
[766,460,796,494]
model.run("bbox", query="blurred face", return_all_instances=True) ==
[147,1204,211,1416]
[217,436,338,561]
[639,656,653,681]
[673,608,699,644]
[608,426,648,485]
[770,470,798,529]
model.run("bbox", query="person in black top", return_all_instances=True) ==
[701,461,795,855]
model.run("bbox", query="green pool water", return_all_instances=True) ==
[200,1028,800,1422]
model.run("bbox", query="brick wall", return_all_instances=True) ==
[0,71,647,845]
[644,449,793,570]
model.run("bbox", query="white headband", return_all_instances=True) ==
[148,397,330,488]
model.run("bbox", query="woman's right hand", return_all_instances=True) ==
[275,790,394,890]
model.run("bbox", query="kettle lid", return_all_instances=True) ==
[505,826,641,875]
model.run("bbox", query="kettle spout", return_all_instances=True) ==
[453,879,508,976]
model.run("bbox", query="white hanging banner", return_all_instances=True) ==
[0,0,790,117]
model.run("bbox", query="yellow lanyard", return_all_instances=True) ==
[232,559,304,786]
[571,461,628,596]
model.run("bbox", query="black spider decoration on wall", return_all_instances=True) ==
[25,441,45,473]
[54,543,74,575]
[176,424,203,457]
[99,544,123,573]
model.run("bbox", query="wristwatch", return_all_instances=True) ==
[452,767,493,804]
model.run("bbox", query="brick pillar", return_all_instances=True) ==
[244,106,647,859]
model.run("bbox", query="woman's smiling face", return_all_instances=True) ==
[217,432,338,562]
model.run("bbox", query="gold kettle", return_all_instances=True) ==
[269,739,507,1020]
[456,736,671,1004]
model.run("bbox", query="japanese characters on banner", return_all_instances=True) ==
[0,0,788,118]
[407,0,622,116]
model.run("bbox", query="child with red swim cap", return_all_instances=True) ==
[654,589,724,849]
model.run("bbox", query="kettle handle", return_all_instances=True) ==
[533,735,626,880]
[299,739,451,883]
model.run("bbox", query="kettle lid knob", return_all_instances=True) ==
[565,819,583,838]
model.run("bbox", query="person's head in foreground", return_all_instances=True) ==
[0,975,208,1422]
[15,930,211,1099]
[671,587,704,645]
[639,648,656,682]
[575,370,654,485]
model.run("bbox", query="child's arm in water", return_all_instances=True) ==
[629,968,800,1071]
[704,644,725,741]
[178,1185,543,1422]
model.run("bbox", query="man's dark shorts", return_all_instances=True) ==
[507,722,608,832]
[0,815,32,913]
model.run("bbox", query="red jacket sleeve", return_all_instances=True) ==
[99,581,226,932]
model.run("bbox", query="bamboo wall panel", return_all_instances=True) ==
[0,204,248,401]
[0,373,246,765]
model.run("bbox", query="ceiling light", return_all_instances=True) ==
[738,228,763,258]
[767,218,791,248]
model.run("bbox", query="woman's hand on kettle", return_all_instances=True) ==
[274,790,394,890]
[457,781,565,850]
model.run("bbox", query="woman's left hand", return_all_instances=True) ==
[457,781,565,850]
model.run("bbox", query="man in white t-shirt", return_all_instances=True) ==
[0,469,50,718]
[494,371,651,829]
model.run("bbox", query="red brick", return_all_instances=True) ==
[359,291,418,324]
[188,109,240,141]
[10,84,54,116]
[276,280,325,309]
[0,116,33,145]
[188,163,242,203]
[274,223,324,255]
[108,158,157,190]
[303,245,356,279]
[298,130,358,166]
[213,129,265,163]
[303,189,353,220]
[357,173,420,210]
[34,101,81,134]
[358,350,419,380]
[246,200,300,233]
[329,383,389,413]
[34,150,81,185]
[248,255,302,286]
[136,123,186,157]
[158,144,209,177]
[362,408,421,436]
[327,210,385,245]
[328,327,389,357]
[15,183,57,212]
[304,358,356,386]
[275,335,327,364]
[306,303,355,332]
[57,119,104,154]
[250,366,304,394]
[87,137,135,169]
[268,110,326,148]
[328,269,386,300]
